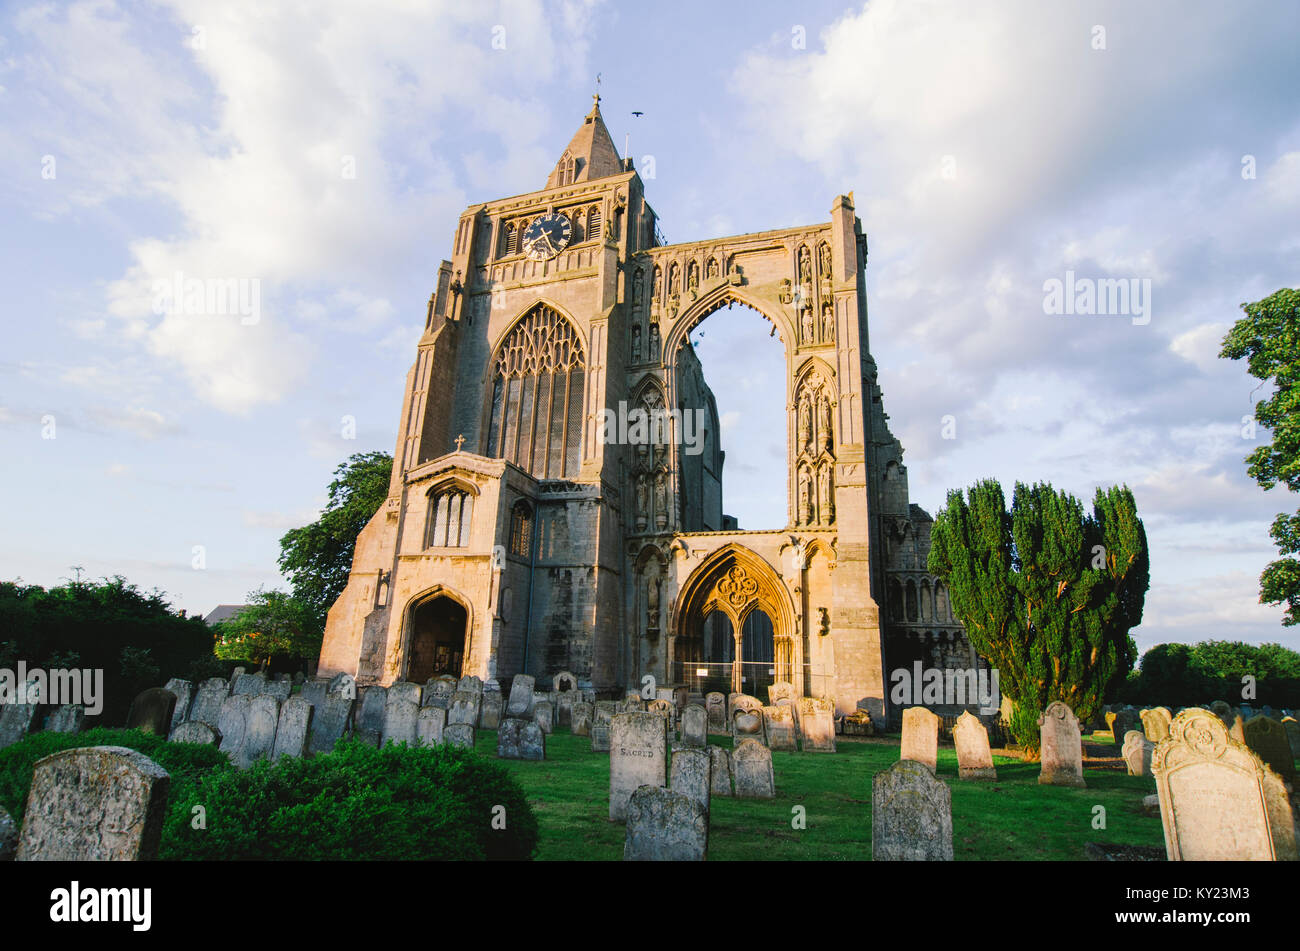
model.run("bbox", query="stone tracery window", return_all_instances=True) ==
[486,305,586,479]
[509,500,533,557]
[426,485,473,548]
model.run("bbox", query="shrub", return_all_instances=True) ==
[162,739,538,861]
[1009,700,1042,757]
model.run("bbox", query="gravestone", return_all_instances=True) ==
[592,702,616,752]
[1210,700,1234,727]
[952,711,996,780]
[271,696,312,758]
[620,693,645,713]
[705,692,727,735]
[1229,714,1247,743]
[299,678,328,711]
[647,699,674,737]
[327,672,357,700]
[709,746,732,797]
[443,723,476,749]
[553,671,578,728]
[126,688,178,736]
[506,675,536,718]
[1038,701,1086,788]
[763,705,797,751]
[1243,715,1296,785]
[0,805,15,862]
[457,674,483,696]
[1282,716,1300,758]
[1153,707,1287,860]
[259,679,292,703]
[1122,730,1154,778]
[623,786,708,861]
[308,690,355,755]
[46,704,85,734]
[232,672,264,697]
[479,689,503,729]
[609,712,668,821]
[732,708,766,746]
[382,698,420,747]
[1111,708,1138,746]
[416,706,446,746]
[572,701,594,737]
[387,681,422,708]
[767,681,797,705]
[169,721,219,745]
[732,694,763,714]
[1140,708,1171,743]
[732,738,775,798]
[358,685,388,735]
[798,697,837,752]
[670,747,712,812]
[497,717,545,760]
[163,678,194,731]
[872,759,953,861]
[681,704,707,748]
[240,695,280,767]
[18,747,170,860]
[534,700,554,734]
[448,691,481,728]
[900,707,939,772]
[217,695,252,766]
[1260,767,1299,861]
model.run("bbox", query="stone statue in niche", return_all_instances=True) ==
[819,396,833,452]
[636,474,649,531]
[632,268,643,305]
[706,257,718,280]
[631,325,642,363]
[687,261,699,297]
[818,606,830,636]
[799,246,812,284]
[651,265,660,300]
[818,464,833,524]
[649,322,661,362]
[819,242,831,278]
[668,264,679,296]
[646,573,661,632]
[798,398,812,452]
[666,296,679,322]
[821,303,834,342]
[654,471,668,531]
[797,466,811,524]
[779,279,793,304]
[801,306,815,343]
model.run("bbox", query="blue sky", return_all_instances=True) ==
[1,0,1297,654]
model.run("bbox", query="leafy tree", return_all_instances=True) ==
[1220,287,1300,625]
[277,451,392,632]
[928,480,1149,751]
[212,587,319,668]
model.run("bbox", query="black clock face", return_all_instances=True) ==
[522,213,572,261]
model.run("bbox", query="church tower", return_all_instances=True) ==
[316,98,971,726]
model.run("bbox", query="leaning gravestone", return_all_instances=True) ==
[299,678,328,711]
[0,805,16,862]
[46,704,85,735]
[126,687,177,736]
[506,675,536,718]
[681,704,707,748]
[259,679,292,703]
[479,689,503,729]
[709,746,732,797]
[1242,715,1296,785]
[952,711,996,780]
[900,707,939,772]
[872,759,953,861]
[1210,700,1234,727]
[382,698,420,747]
[448,691,481,728]
[705,692,728,735]
[1140,708,1171,743]
[534,700,554,734]
[1111,708,1138,746]
[240,695,280,767]
[1153,707,1290,860]
[1122,730,1154,778]
[169,721,219,745]
[232,672,264,697]
[443,723,475,749]
[609,712,668,821]
[358,685,388,736]
[623,786,708,861]
[308,689,355,755]
[217,695,252,766]
[798,697,837,752]
[189,678,230,729]
[1038,701,1086,788]
[647,699,675,735]
[670,747,712,812]
[497,717,545,760]
[732,738,775,798]
[763,705,797,751]
[416,706,446,746]
[571,701,594,737]
[457,674,483,696]
[163,678,194,731]
[387,681,422,708]
[16,746,170,861]
[592,702,615,752]
[271,700,312,759]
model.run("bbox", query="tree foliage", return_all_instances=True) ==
[212,587,320,667]
[1220,287,1300,625]
[1118,639,1300,707]
[277,451,392,632]
[928,480,1149,746]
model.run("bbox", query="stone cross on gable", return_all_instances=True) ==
[454,434,466,452]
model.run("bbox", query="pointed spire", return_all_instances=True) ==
[546,95,624,189]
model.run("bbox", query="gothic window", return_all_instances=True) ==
[426,486,473,548]
[557,151,576,186]
[587,205,602,241]
[501,222,518,257]
[486,305,586,479]
[509,501,533,558]
[905,579,918,622]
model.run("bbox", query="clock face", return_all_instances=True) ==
[522,213,572,261]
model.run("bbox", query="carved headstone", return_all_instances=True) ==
[1153,707,1289,860]
[732,708,766,746]
[571,701,594,736]
[534,700,554,734]
[952,711,996,780]
[169,720,220,746]
[680,705,707,748]
[763,705,797,751]
[185,676,230,728]
[1243,715,1296,785]
[767,681,797,705]
[670,748,712,813]
[798,697,837,752]
[448,691,481,728]
[1122,730,1154,778]
[610,712,668,821]
[732,738,775,798]
[387,681,423,708]
[592,701,616,752]
[416,706,446,746]
[457,674,483,696]
[17,746,171,861]
[1140,708,1171,743]
[217,694,252,766]
[709,745,732,797]
[240,695,280,767]
[497,717,545,760]
[506,675,536,718]
[479,689,503,729]
[272,696,313,758]
[46,704,85,735]
[382,697,420,747]
[1038,701,1086,787]
[126,687,177,736]
[872,759,953,861]
[900,707,939,772]
[623,786,708,862]
[443,723,476,749]
[705,692,727,735]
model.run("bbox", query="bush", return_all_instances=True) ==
[0,727,230,822]
[1009,700,1042,757]
[162,739,538,861]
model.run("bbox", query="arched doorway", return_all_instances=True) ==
[407,595,468,682]
[739,608,776,700]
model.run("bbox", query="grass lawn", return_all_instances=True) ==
[475,728,1166,860]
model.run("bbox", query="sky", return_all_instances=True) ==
[1,0,1297,655]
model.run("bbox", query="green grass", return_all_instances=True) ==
[475,729,1167,860]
